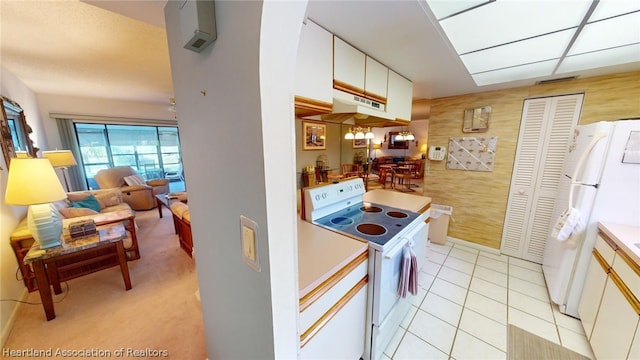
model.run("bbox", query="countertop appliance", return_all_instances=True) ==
[543,119,640,317]
[304,178,429,360]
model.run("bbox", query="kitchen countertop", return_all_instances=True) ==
[297,218,368,299]
[598,222,640,266]
[364,189,432,213]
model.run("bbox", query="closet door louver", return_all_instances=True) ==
[501,94,584,263]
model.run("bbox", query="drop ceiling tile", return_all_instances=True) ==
[589,1,640,22]
[472,60,557,86]
[424,0,489,20]
[569,11,640,55]
[558,43,640,73]
[439,1,591,54]
[461,30,573,73]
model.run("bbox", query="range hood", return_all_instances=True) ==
[318,90,409,127]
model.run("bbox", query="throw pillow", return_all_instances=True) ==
[94,189,123,209]
[123,174,146,186]
[59,207,99,218]
[69,194,102,212]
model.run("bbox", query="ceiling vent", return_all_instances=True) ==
[535,76,579,85]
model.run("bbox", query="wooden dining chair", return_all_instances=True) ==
[394,162,417,192]
[341,163,362,178]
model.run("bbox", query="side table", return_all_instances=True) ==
[23,223,133,321]
[10,210,139,293]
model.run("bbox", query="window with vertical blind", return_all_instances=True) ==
[74,123,183,190]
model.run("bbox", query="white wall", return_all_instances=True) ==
[164,1,305,358]
[0,66,45,346]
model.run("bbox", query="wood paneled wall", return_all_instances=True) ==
[424,71,640,249]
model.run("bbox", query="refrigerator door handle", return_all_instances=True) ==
[568,131,608,208]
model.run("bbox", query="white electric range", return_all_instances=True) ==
[304,178,429,360]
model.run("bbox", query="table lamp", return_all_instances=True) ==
[5,158,67,249]
[42,150,77,191]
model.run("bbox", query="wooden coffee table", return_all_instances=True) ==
[155,193,187,218]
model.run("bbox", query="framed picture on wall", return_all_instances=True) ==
[302,121,326,150]
[353,138,367,148]
[388,131,408,149]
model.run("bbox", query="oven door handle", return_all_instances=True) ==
[384,237,409,259]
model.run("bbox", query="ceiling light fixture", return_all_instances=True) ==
[395,130,415,141]
[344,126,374,140]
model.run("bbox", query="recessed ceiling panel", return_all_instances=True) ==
[440,1,591,54]
[472,60,557,86]
[569,12,640,55]
[589,1,640,22]
[558,44,640,73]
[461,30,574,74]
[424,0,489,20]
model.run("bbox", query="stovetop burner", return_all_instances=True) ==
[361,205,383,213]
[313,201,420,247]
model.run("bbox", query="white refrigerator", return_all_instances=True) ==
[542,119,640,317]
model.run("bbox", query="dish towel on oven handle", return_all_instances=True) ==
[397,239,419,298]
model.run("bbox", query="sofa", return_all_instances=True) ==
[10,188,139,292]
[170,202,193,258]
[95,166,169,211]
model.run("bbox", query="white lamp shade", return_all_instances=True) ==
[42,150,77,168]
[405,133,415,141]
[354,132,365,140]
[344,132,355,140]
[5,158,67,205]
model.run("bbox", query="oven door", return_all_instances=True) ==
[372,221,427,325]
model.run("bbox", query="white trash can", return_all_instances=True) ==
[429,204,453,245]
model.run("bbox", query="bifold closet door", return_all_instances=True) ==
[501,94,584,263]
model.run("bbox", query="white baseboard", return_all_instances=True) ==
[446,236,501,255]
[1,288,28,348]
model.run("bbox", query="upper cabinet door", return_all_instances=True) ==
[294,20,334,116]
[386,70,413,121]
[364,57,388,104]
[333,36,366,95]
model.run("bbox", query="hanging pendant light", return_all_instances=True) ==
[345,126,374,140]
[396,128,414,142]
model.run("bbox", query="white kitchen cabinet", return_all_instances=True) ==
[364,56,388,103]
[294,19,333,117]
[299,252,368,359]
[386,70,413,122]
[578,245,610,339]
[333,36,366,95]
[581,227,640,359]
[589,273,639,360]
[630,323,640,360]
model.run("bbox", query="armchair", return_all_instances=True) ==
[95,166,169,210]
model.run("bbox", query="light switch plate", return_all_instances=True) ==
[240,215,260,272]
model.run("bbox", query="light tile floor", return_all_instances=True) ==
[382,241,596,360]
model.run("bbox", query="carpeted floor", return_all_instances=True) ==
[508,324,591,360]
[3,208,207,359]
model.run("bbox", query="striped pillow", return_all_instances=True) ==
[123,174,146,186]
